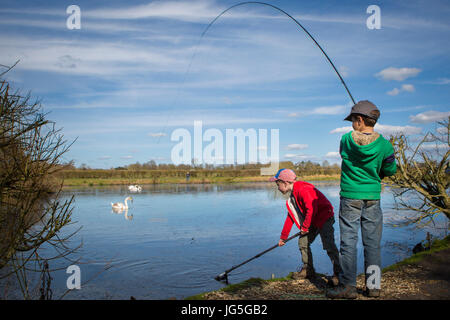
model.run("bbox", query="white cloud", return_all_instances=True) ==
[121,155,133,159]
[1,36,185,77]
[148,132,167,138]
[419,143,449,150]
[149,156,167,161]
[309,105,347,115]
[387,84,415,96]
[374,124,422,136]
[287,105,347,118]
[0,17,143,34]
[325,151,340,159]
[84,0,221,22]
[387,88,400,96]
[286,144,309,150]
[339,66,349,77]
[55,55,81,69]
[330,124,422,136]
[401,84,415,92]
[294,12,450,31]
[375,67,421,81]
[61,111,284,136]
[4,5,447,31]
[383,105,427,113]
[437,127,449,135]
[432,78,450,85]
[330,126,352,134]
[410,110,450,124]
[284,153,313,161]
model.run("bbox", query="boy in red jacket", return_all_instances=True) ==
[270,168,341,284]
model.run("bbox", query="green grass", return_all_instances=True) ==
[221,277,266,293]
[61,174,340,187]
[382,234,450,273]
[184,292,210,300]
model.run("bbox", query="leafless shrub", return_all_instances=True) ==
[0,65,79,299]
[388,117,449,227]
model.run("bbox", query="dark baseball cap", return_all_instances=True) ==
[344,100,380,121]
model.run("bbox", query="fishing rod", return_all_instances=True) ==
[157,1,356,143]
[201,1,356,105]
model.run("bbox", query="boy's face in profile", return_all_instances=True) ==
[276,180,291,194]
[351,114,363,131]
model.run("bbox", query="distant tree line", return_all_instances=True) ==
[58,160,342,179]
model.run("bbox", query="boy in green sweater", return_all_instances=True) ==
[327,100,396,299]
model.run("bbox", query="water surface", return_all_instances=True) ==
[2,182,448,299]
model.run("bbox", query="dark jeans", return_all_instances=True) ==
[339,197,382,288]
[298,217,342,275]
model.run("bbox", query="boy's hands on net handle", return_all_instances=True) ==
[279,230,309,246]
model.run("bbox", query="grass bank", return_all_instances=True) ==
[382,234,450,272]
[61,174,340,187]
[186,235,450,300]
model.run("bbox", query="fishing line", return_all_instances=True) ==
[156,1,356,145]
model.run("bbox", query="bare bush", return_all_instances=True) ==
[389,117,449,227]
[0,68,78,299]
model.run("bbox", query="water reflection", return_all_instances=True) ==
[111,207,134,221]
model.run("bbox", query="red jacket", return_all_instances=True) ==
[280,181,334,240]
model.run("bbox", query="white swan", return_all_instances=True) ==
[111,196,133,210]
[128,185,142,192]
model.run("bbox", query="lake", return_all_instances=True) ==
[2,182,448,299]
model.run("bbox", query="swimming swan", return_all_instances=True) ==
[111,196,133,210]
[128,185,142,192]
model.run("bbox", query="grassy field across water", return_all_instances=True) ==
[60,172,340,187]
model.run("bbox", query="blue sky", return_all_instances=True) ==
[1,0,449,169]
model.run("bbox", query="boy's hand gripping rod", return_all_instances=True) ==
[214,231,306,283]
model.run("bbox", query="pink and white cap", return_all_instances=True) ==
[269,168,297,182]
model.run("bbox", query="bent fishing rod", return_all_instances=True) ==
[157,1,356,143]
[200,1,356,105]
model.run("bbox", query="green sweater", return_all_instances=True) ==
[340,131,397,200]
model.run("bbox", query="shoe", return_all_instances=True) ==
[326,284,357,299]
[328,273,340,287]
[291,266,315,280]
[365,288,381,298]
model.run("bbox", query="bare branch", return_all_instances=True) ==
[388,117,450,227]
